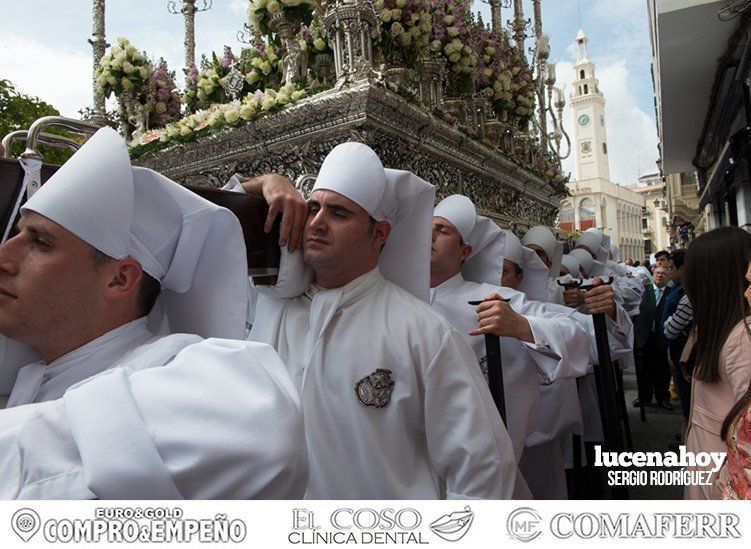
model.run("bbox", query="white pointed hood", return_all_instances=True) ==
[22,128,248,339]
[501,230,549,302]
[433,195,506,286]
[313,142,435,301]
[433,194,476,242]
[522,225,564,280]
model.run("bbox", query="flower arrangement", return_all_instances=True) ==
[298,16,331,55]
[475,26,514,116]
[129,82,311,156]
[247,0,316,38]
[145,59,182,127]
[240,43,283,92]
[374,0,432,68]
[429,1,477,97]
[508,45,536,126]
[95,37,153,101]
[183,47,241,113]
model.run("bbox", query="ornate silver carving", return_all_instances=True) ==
[134,81,560,227]
[168,0,213,74]
[88,0,109,124]
[222,68,245,100]
[355,368,395,408]
[323,0,380,87]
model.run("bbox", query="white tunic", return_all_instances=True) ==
[0,337,307,499]
[428,274,590,462]
[7,318,155,407]
[250,267,518,499]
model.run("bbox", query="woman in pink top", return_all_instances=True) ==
[683,227,751,499]
[720,262,751,500]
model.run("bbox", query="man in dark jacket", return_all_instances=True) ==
[633,265,674,410]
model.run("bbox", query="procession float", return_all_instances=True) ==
[2,0,572,231]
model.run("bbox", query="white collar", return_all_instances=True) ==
[7,318,154,407]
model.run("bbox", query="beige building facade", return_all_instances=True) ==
[630,173,671,253]
[560,28,647,262]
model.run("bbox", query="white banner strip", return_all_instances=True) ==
[0,500,748,549]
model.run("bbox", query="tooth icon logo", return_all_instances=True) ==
[429,506,475,542]
[12,508,40,542]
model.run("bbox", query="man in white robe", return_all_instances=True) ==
[429,197,589,461]
[0,128,307,499]
[245,142,519,499]
[517,226,634,497]
[556,239,637,494]
[575,230,643,317]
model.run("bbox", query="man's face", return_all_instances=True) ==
[501,259,523,289]
[668,259,683,284]
[656,255,669,267]
[653,266,670,287]
[430,217,470,286]
[0,211,107,346]
[303,189,387,281]
[525,243,551,268]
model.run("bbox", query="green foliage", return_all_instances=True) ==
[0,79,75,165]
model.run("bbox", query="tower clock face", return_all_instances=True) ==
[578,114,590,126]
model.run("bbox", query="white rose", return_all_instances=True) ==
[261,97,276,111]
[240,104,255,120]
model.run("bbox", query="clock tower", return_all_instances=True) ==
[570,29,610,182]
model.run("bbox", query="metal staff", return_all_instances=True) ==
[469,299,508,425]
[559,276,628,499]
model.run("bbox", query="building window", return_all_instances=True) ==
[584,84,589,94]
[559,201,574,232]
[578,198,595,231]
[580,69,585,79]
[602,142,607,154]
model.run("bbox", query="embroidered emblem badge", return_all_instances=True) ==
[355,368,395,408]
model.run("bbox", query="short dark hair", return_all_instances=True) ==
[669,249,685,269]
[90,248,161,317]
[137,273,162,316]
[655,250,670,260]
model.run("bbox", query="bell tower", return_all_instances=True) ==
[570,29,610,182]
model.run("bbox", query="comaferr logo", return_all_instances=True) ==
[550,513,742,539]
[506,507,542,542]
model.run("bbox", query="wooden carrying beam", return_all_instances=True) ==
[0,158,280,276]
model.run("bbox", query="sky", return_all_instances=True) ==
[0,0,659,185]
